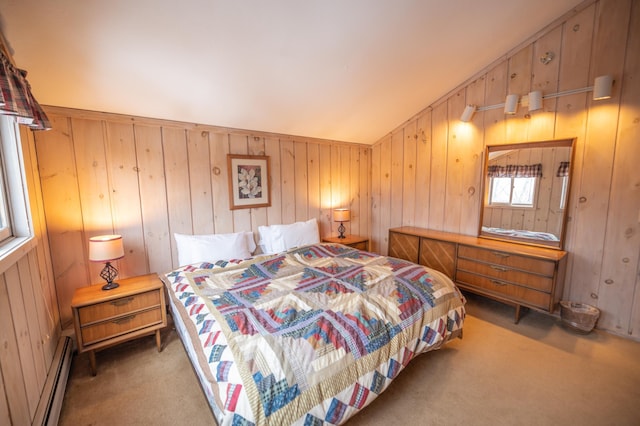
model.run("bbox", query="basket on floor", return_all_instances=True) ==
[560,301,600,333]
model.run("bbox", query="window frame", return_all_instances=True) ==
[0,114,35,271]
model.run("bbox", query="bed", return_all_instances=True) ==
[161,238,465,425]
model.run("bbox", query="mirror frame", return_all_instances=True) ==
[478,138,575,250]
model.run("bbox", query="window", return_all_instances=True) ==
[559,176,569,210]
[0,114,33,257]
[489,176,536,207]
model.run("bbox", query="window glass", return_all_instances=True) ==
[489,177,536,207]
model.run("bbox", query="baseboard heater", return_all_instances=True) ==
[32,336,73,426]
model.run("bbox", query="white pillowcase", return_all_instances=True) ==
[258,219,320,254]
[174,231,256,265]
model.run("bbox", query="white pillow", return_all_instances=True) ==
[258,219,319,254]
[174,231,256,265]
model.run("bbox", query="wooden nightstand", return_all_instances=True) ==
[322,235,369,251]
[71,273,167,375]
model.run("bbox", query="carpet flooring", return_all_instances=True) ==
[59,293,640,425]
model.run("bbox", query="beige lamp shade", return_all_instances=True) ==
[89,235,124,262]
[504,94,519,115]
[333,209,350,222]
[593,75,613,100]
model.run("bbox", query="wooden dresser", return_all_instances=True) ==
[389,227,567,322]
[71,273,167,375]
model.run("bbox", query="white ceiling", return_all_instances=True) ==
[1,0,584,144]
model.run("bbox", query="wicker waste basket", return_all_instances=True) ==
[560,301,600,333]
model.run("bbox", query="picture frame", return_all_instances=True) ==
[227,154,271,210]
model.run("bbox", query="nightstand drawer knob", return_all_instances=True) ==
[113,314,136,324]
[491,280,508,286]
[111,297,134,307]
[490,265,509,272]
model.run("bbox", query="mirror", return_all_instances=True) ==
[479,138,575,249]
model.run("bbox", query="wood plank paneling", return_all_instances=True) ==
[414,110,432,228]
[371,0,639,339]
[162,127,191,267]
[0,274,30,425]
[402,120,417,228]
[187,129,215,235]
[36,115,88,327]
[105,122,148,278]
[135,125,172,275]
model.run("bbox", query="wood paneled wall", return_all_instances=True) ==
[371,0,640,339]
[0,127,60,425]
[34,108,370,326]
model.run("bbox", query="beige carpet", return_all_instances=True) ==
[59,293,640,425]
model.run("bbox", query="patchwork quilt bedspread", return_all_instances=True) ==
[162,243,465,425]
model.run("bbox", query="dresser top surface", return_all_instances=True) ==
[390,227,567,261]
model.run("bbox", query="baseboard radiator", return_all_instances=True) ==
[32,336,73,426]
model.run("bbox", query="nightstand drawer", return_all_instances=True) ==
[78,289,161,324]
[80,307,164,346]
[350,241,368,251]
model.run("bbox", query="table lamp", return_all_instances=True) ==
[333,208,350,239]
[89,235,125,290]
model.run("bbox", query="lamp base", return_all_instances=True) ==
[338,222,346,239]
[100,261,119,291]
[102,281,119,291]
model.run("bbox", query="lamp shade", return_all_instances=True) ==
[89,235,124,262]
[528,90,543,111]
[460,104,476,122]
[593,75,613,100]
[504,94,519,114]
[333,209,350,222]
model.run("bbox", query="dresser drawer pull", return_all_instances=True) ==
[492,252,510,258]
[490,265,509,272]
[491,280,508,286]
[113,314,136,325]
[111,297,134,307]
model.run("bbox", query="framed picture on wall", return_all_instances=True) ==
[227,154,271,210]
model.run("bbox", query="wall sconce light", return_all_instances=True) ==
[89,235,125,290]
[528,90,543,111]
[504,94,519,115]
[332,208,350,239]
[460,105,476,122]
[592,74,613,100]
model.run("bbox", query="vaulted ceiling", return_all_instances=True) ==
[1,0,584,144]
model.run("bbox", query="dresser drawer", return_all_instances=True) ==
[458,245,555,276]
[456,270,551,310]
[457,258,553,292]
[419,237,456,279]
[80,307,164,346]
[78,289,161,325]
[389,232,420,263]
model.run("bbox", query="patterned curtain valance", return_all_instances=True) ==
[487,163,542,178]
[0,47,51,130]
[556,161,570,177]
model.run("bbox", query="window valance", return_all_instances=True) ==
[487,163,542,178]
[556,161,570,177]
[0,44,51,130]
